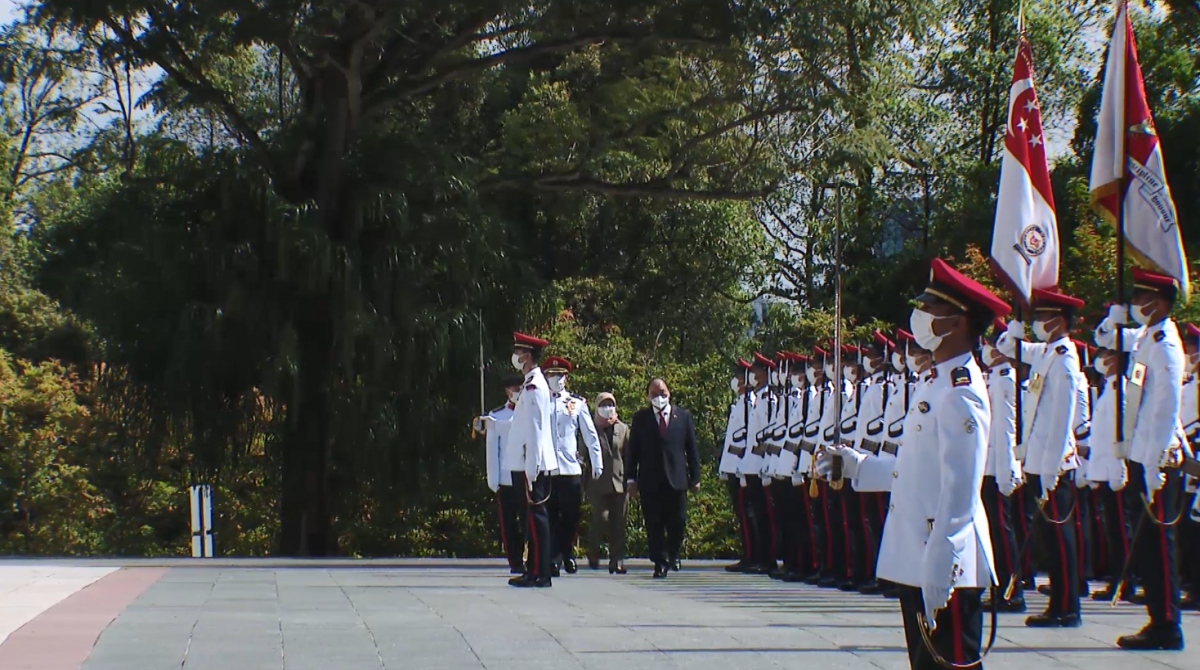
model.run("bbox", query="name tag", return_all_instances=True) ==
[1124,362,1147,435]
[799,441,817,454]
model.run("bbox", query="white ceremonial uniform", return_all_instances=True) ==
[1124,320,1188,469]
[738,387,775,478]
[854,371,933,493]
[770,388,803,479]
[486,404,516,491]
[985,364,1022,495]
[1085,376,1128,489]
[820,379,853,449]
[1182,374,1199,444]
[851,373,889,491]
[509,367,556,486]
[791,386,815,484]
[997,333,1084,481]
[550,392,602,477]
[860,354,996,619]
[719,394,750,478]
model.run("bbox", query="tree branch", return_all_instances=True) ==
[480,174,774,201]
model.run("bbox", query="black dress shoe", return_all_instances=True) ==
[508,574,529,586]
[817,576,839,588]
[781,571,806,583]
[588,557,601,571]
[1179,592,1196,610]
[857,581,883,595]
[837,581,860,592]
[724,562,749,573]
[882,587,901,599]
[1025,612,1081,628]
[513,576,552,588]
[1021,578,1036,590]
[672,559,682,572]
[653,563,669,579]
[1090,587,1115,602]
[803,572,823,585]
[1117,625,1184,650]
[990,597,1027,613]
[609,562,627,575]
[744,565,771,575]
[550,564,561,578]
[564,558,578,574]
[1037,584,1052,596]
[769,569,787,580]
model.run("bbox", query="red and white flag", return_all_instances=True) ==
[1089,1,1189,300]
[991,38,1059,303]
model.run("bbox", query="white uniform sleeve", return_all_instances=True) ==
[486,415,501,492]
[854,452,898,492]
[1040,360,1083,478]
[922,387,991,616]
[524,390,549,486]
[1143,340,1185,467]
[577,400,603,477]
[996,334,1047,361]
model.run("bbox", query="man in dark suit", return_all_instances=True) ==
[627,378,702,578]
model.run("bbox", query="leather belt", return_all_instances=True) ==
[728,445,746,458]
[861,439,881,455]
[882,441,899,456]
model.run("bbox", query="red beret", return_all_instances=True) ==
[776,351,793,362]
[873,330,895,349]
[1185,324,1200,339]
[992,317,1007,334]
[917,258,1012,318]
[542,356,572,374]
[794,354,811,364]
[1131,267,1180,295]
[1032,288,1085,313]
[753,352,777,370]
[813,346,829,358]
[895,329,915,343]
[513,332,549,349]
[736,358,753,370]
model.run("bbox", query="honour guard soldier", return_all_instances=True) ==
[1085,345,1134,603]
[738,353,778,573]
[720,359,756,572]
[478,376,527,574]
[819,258,1006,669]
[543,356,603,575]
[997,288,1088,627]
[979,319,1026,612]
[1179,325,1199,610]
[785,354,820,581]
[508,332,557,587]
[817,344,853,587]
[852,334,893,594]
[801,347,832,583]
[768,352,804,580]
[1094,268,1189,650]
[835,344,868,591]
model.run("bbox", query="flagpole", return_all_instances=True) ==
[1115,0,1127,444]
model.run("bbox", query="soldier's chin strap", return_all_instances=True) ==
[915,583,1000,670]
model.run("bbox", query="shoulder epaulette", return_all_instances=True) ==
[490,404,507,414]
[1055,345,1068,355]
[570,393,585,402]
[998,368,1011,376]
[951,366,972,388]
[1154,330,1166,343]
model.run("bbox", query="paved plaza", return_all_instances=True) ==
[0,559,1194,669]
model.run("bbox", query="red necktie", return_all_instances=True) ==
[658,411,667,437]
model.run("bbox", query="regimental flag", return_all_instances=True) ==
[1089,1,1189,301]
[991,38,1059,304]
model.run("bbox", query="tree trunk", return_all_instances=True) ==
[278,303,337,556]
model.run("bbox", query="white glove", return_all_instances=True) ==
[739,475,748,488]
[1007,320,1026,339]
[1144,467,1165,495]
[1074,468,1088,489]
[791,470,805,487]
[473,416,490,434]
[1111,462,1128,491]
[1107,304,1129,324]
[592,466,604,480]
[815,450,834,478]
[1041,474,1058,501]
[817,445,864,480]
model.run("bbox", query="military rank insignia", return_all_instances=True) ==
[1056,345,1068,355]
[1154,330,1166,343]
[998,368,1010,376]
[526,384,537,392]
[918,401,930,414]
[950,366,971,387]
[964,417,977,434]
[566,399,578,415]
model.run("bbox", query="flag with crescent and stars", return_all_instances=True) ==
[990,36,1059,304]
[1088,0,1189,301]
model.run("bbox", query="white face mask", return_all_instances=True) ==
[1095,359,1114,377]
[750,371,761,387]
[1031,319,1054,342]
[598,405,616,419]
[769,370,780,386]
[844,366,858,383]
[806,367,817,384]
[981,344,997,365]
[892,352,906,371]
[790,373,803,387]
[650,395,669,410]
[863,359,877,375]
[905,353,918,371]
[910,309,949,352]
[511,353,524,371]
[824,363,835,380]
[507,390,520,404]
[730,377,741,393]
[1132,302,1154,325]
[547,375,565,394]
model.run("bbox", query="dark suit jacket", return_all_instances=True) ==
[626,405,701,492]
[588,420,629,496]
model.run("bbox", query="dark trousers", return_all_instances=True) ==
[1096,482,1134,594]
[525,473,553,579]
[865,492,887,581]
[898,586,984,670]
[1026,474,1080,615]
[842,488,868,583]
[798,480,822,574]
[981,476,1022,599]
[1075,485,1094,584]
[770,479,799,572]
[548,474,582,564]
[1013,488,1035,583]
[497,478,527,572]
[726,476,752,564]
[824,485,850,580]
[1126,462,1183,627]
[1086,486,1110,580]
[1182,489,1200,598]
[586,491,628,564]
[744,476,775,569]
[641,484,687,566]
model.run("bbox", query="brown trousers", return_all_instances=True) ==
[587,492,629,564]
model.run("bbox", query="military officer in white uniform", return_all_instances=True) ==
[801,347,832,583]
[1093,268,1189,650]
[996,288,1088,627]
[847,341,887,592]
[817,344,854,588]
[738,353,778,573]
[979,319,1026,612]
[1178,324,1200,611]
[541,356,602,576]
[768,352,807,580]
[720,359,755,572]
[819,258,1006,669]
[507,332,557,587]
[477,375,527,574]
[1084,345,1134,603]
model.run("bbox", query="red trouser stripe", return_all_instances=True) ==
[802,487,818,571]
[840,492,852,579]
[1157,496,1172,622]
[1116,489,1130,555]
[496,494,509,558]
[822,484,834,566]
[527,490,540,575]
[996,486,1013,579]
[1051,492,1069,613]
[951,593,964,663]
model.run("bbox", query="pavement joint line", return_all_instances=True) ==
[330,569,387,670]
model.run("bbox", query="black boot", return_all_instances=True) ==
[1117,624,1184,651]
